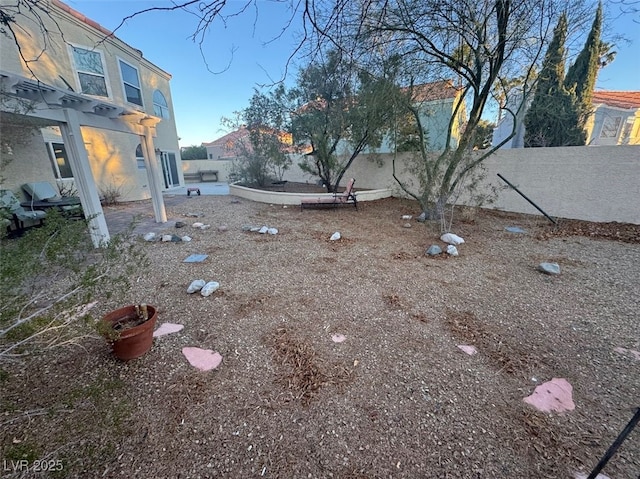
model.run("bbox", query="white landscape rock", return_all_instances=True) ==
[457,345,478,355]
[143,232,156,242]
[187,279,206,294]
[258,226,269,234]
[200,281,220,297]
[267,228,278,235]
[440,233,465,245]
[446,245,459,256]
[538,262,561,275]
[181,236,192,242]
[330,232,341,241]
[192,222,204,228]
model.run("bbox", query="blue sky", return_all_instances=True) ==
[69,1,639,148]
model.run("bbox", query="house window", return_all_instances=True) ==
[621,119,635,144]
[71,46,108,97]
[136,144,146,169]
[600,116,622,139]
[119,59,143,106]
[153,90,170,119]
[47,143,73,179]
[209,153,213,159]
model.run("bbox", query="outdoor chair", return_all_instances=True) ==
[0,189,46,231]
[22,182,82,216]
[22,181,63,202]
[300,178,358,210]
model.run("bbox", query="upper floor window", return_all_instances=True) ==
[600,116,622,139]
[118,59,143,106]
[71,46,108,97]
[153,90,170,119]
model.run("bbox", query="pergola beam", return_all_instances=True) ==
[1,69,168,247]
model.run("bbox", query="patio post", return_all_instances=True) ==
[140,123,167,223]
[60,108,110,247]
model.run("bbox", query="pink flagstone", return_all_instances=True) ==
[523,378,575,413]
[331,334,346,343]
[457,345,478,356]
[614,347,640,361]
[153,323,184,337]
[182,347,223,371]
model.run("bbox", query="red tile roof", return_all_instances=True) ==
[592,90,640,109]
[202,128,249,148]
[52,0,113,38]
[51,0,170,76]
[406,80,462,102]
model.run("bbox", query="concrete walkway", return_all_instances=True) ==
[103,182,229,236]
[164,182,230,196]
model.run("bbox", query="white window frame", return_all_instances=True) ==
[135,144,146,170]
[46,142,74,179]
[117,57,144,107]
[600,115,622,139]
[68,44,111,98]
[153,90,170,119]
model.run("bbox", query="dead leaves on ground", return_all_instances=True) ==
[263,327,353,404]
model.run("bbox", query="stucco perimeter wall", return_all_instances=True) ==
[281,147,640,224]
[479,146,640,225]
[182,159,234,182]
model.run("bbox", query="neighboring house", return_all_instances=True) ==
[202,128,251,159]
[366,80,465,153]
[492,89,640,148]
[0,0,182,244]
[291,80,464,156]
[404,80,466,152]
[586,91,640,146]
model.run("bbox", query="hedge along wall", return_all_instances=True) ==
[282,145,640,225]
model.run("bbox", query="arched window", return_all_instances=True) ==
[153,90,170,119]
[136,144,146,169]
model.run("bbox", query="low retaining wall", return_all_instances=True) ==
[229,183,392,205]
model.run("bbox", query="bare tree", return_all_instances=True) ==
[299,0,596,223]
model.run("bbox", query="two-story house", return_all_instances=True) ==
[202,128,251,160]
[586,91,640,146]
[492,89,640,148]
[0,0,182,244]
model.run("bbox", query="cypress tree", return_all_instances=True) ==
[525,13,582,147]
[564,2,603,134]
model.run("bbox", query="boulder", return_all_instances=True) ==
[538,262,560,275]
[425,245,442,256]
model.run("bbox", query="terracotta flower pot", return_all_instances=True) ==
[100,305,157,360]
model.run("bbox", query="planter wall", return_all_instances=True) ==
[229,183,393,206]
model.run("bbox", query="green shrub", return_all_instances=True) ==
[0,208,147,360]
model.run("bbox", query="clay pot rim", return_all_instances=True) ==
[100,305,157,341]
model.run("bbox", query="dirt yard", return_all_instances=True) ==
[1,195,639,478]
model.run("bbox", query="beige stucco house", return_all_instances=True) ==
[586,91,640,146]
[0,0,182,244]
[492,89,640,148]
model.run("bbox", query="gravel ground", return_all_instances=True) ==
[1,195,639,479]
